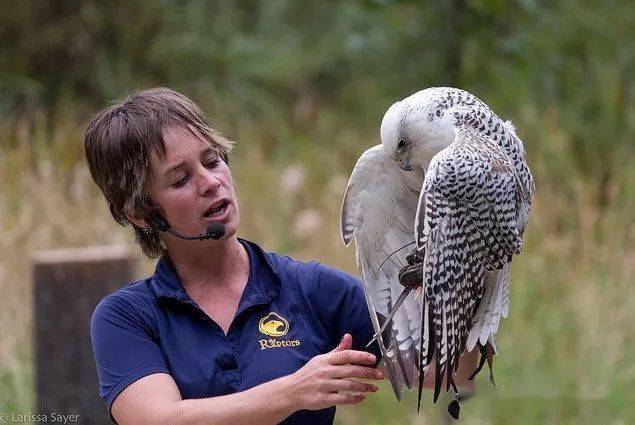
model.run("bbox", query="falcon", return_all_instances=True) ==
[340,87,534,417]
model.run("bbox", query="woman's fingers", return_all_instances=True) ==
[328,349,376,366]
[330,333,353,353]
[325,392,366,406]
[329,364,383,380]
[325,378,378,394]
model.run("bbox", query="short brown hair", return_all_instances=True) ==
[84,87,233,258]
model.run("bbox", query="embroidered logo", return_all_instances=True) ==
[257,312,301,350]
[258,312,289,337]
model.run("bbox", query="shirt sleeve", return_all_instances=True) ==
[90,293,170,418]
[309,263,382,362]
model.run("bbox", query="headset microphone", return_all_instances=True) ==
[148,213,226,240]
[165,221,226,240]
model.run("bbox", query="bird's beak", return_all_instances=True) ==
[399,157,413,171]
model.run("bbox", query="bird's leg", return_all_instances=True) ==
[468,344,487,381]
[467,342,496,386]
[486,343,496,386]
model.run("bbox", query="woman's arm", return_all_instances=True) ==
[112,334,382,425]
[112,373,294,425]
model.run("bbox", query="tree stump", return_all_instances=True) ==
[33,246,135,424]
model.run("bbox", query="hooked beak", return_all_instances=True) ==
[399,156,413,171]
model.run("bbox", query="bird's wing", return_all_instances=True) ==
[414,125,524,403]
[341,144,423,400]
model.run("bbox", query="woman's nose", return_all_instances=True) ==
[197,168,221,195]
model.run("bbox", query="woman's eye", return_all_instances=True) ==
[205,159,220,168]
[172,175,188,188]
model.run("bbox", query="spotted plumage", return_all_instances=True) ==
[341,87,534,414]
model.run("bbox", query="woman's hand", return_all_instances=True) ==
[283,333,383,411]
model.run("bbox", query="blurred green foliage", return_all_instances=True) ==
[2,0,633,206]
[0,1,633,424]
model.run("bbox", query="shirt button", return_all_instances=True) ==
[217,354,237,370]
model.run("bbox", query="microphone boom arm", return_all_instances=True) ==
[159,222,225,240]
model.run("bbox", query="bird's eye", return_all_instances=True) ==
[398,139,406,149]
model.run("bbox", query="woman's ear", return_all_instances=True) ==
[126,197,167,231]
[125,210,150,230]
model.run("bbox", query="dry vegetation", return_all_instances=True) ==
[1,96,633,424]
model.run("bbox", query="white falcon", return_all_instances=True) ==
[341,87,534,416]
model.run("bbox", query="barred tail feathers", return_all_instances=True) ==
[420,200,484,403]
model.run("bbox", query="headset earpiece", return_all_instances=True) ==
[147,210,169,232]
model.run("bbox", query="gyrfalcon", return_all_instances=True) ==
[341,87,534,418]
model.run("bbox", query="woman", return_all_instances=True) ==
[87,87,383,424]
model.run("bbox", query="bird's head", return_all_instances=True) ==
[380,90,456,171]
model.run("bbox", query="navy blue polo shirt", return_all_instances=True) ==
[90,239,380,424]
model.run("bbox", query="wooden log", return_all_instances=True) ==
[33,246,135,425]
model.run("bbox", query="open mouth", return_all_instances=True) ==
[204,200,230,217]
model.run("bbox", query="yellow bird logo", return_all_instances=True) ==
[258,312,289,337]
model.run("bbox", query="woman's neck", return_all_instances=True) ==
[164,235,249,292]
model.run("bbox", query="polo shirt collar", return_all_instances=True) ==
[148,238,281,309]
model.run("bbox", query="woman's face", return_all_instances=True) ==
[146,125,239,241]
